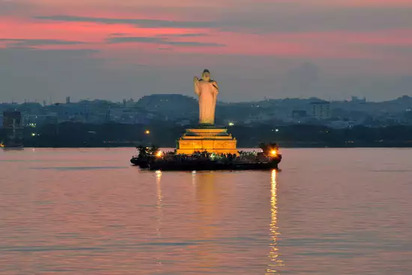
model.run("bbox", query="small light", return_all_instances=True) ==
[31,133,36,137]
[270,150,277,157]
[156,151,163,158]
[145,130,150,135]
[275,129,279,132]
[228,122,235,126]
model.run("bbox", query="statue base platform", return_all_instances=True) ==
[176,127,238,155]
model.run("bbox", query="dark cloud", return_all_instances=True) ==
[35,15,216,29]
[218,5,412,33]
[362,44,412,56]
[109,33,130,36]
[0,39,85,47]
[165,33,208,37]
[158,47,173,51]
[34,5,412,35]
[106,36,224,47]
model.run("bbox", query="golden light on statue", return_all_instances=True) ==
[176,69,238,155]
[144,130,150,135]
[270,150,278,157]
[156,151,163,158]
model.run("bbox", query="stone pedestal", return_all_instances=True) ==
[176,127,238,155]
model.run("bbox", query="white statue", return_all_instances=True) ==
[193,69,219,125]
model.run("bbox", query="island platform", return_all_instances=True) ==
[130,143,282,171]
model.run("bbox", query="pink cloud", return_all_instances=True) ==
[2,14,412,62]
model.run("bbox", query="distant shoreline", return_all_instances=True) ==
[2,121,412,149]
[4,145,412,149]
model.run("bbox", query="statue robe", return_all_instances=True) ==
[194,79,219,125]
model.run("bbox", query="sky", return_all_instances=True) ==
[1,0,412,103]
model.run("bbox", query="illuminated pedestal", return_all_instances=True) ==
[176,128,238,155]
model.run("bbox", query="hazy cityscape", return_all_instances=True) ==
[1,94,412,147]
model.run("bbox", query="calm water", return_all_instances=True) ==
[0,148,411,274]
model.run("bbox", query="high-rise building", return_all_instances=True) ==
[310,101,331,120]
[2,111,24,147]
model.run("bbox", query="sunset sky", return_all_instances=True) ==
[1,0,412,102]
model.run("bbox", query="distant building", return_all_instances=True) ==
[25,113,58,126]
[292,110,307,119]
[404,109,412,124]
[3,111,22,129]
[108,107,150,124]
[66,96,71,104]
[2,111,24,147]
[311,101,331,120]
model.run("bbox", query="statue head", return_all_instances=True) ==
[202,69,211,81]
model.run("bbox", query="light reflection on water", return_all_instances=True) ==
[0,148,412,274]
[266,169,284,274]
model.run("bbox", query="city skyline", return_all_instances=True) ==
[2,93,409,105]
[1,0,412,102]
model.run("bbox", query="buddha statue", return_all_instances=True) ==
[193,69,219,125]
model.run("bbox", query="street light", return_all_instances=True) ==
[145,130,150,135]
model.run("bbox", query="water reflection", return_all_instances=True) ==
[193,172,219,269]
[267,169,283,273]
[155,170,163,210]
[155,170,164,269]
[155,170,163,238]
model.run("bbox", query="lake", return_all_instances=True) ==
[0,148,411,274]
